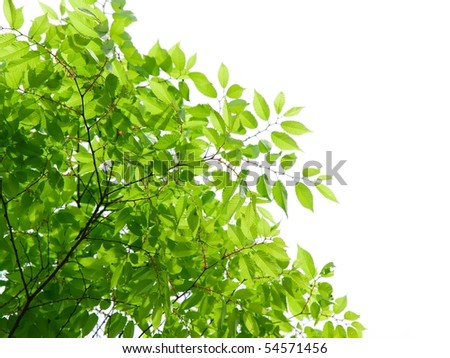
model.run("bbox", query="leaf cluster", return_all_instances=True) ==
[0,0,362,338]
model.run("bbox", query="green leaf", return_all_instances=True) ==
[344,311,360,321]
[271,131,300,151]
[242,144,259,159]
[218,63,229,88]
[273,180,288,215]
[351,321,366,333]
[170,43,185,70]
[108,313,127,338]
[253,90,270,120]
[347,326,359,338]
[3,0,24,28]
[226,84,244,99]
[0,41,29,61]
[274,92,285,115]
[189,72,217,98]
[323,321,334,338]
[320,262,335,277]
[29,14,49,39]
[149,80,174,105]
[254,251,279,277]
[280,153,296,170]
[256,174,270,200]
[303,167,321,177]
[294,246,317,279]
[154,134,179,149]
[82,314,98,337]
[123,321,135,338]
[280,121,310,136]
[111,0,125,12]
[315,183,338,203]
[238,111,257,129]
[283,106,304,117]
[243,312,259,336]
[210,110,226,134]
[0,33,16,47]
[295,182,313,212]
[333,296,348,314]
[258,139,272,153]
[105,73,119,99]
[39,2,58,20]
[152,307,163,328]
[186,53,197,70]
[310,302,320,320]
[335,325,347,338]
[68,10,99,38]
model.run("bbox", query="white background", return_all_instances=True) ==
[2,0,450,352]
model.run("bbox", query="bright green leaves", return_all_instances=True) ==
[3,0,24,29]
[218,63,229,88]
[295,183,314,212]
[154,134,179,149]
[256,174,271,199]
[280,153,296,170]
[243,312,260,336]
[281,121,310,136]
[189,72,217,98]
[210,110,226,134]
[39,2,59,20]
[253,90,270,120]
[0,33,15,47]
[239,111,258,129]
[333,296,348,314]
[344,311,360,321]
[284,106,303,117]
[29,14,50,41]
[149,80,175,105]
[67,9,100,38]
[294,245,317,279]
[274,92,285,115]
[0,0,361,339]
[273,180,288,215]
[170,43,186,71]
[227,84,244,99]
[316,183,338,203]
[271,131,300,151]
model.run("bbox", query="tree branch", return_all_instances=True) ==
[1,183,30,299]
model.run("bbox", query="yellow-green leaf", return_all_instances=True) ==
[218,63,229,88]
[189,72,217,98]
[295,182,314,212]
[281,121,310,136]
[253,90,270,120]
[271,131,300,151]
[316,183,338,203]
[274,91,285,115]
[294,245,316,279]
[284,106,303,117]
[226,84,244,99]
[273,180,288,215]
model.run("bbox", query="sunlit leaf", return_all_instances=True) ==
[273,180,288,215]
[274,91,285,115]
[295,182,314,212]
[218,63,229,88]
[271,131,300,151]
[294,245,316,279]
[253,90,270,120]
[280,121,310,136]
[316,183,338,203]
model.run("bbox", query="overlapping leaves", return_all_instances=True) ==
[0,0,361,338]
